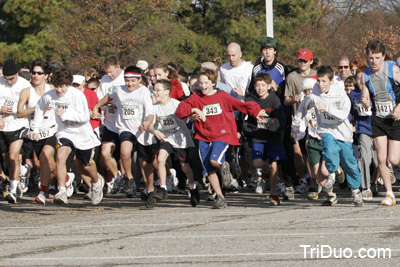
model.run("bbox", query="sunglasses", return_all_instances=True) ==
[32,71,45,75]
[88,87,97,90]
[338,66,349,69]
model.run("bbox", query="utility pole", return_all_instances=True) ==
[266,0,274,37]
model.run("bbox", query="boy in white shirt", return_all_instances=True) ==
[149,79,200,207]
[294,66,363,206]
[33,68,104,205]
[93,66,157,208]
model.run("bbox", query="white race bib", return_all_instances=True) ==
[159,115,178,131]
[122,104,140,120]
[55,102,69,110]
[203,103,222,116]
[354,102,372,116]
[306,108,318,128]
[375,101,393,118]
[2,96,17,109]
[31,126,56,140]
[320,111,338,124]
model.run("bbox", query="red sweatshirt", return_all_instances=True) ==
[175,90,261,145]
[83,88,101,130]
[170,79,185,100]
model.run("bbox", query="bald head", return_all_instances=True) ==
[226,42,243,67]
[338,56,351,80]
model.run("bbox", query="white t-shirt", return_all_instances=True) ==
[220,61,253,101]
[98,71,125,133]
[28,84,57,139]
[153,98,194,149]
[109,85,155,145]
[33,87,100,150]
[0,76,30,132]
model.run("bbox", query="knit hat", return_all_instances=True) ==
[3,59,18,76]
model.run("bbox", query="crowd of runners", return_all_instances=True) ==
[1,38,400,209]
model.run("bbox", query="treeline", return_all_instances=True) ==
[0,0,399,71]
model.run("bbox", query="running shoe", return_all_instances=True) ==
[220,162,232,188]
[5,192,17,204]
[91,176,104,205]
[324,172,335,192]
[362,189,373,201]
[283,186,294,200]
[213,195,227,209]
[352,189,364,207]
[35,192,46,205]
[295,177,309,194]
[111,173,124,194]
[322,194,338,206]
[381,194,396,206]
[66,172,75,198]
[335,166,345,184]
[255,177,265,194]
[154,187,168,200]
[54,190,68,204]
[190,187,200,207]
[269,194,281,206]
[48,185,57,199]
[145,191,156,208]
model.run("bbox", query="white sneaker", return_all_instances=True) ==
[66,172,75,197]
[324,172,335,192]
[19,164,31,194]
[35,192,46,205]
[54,190,68,204]
[255,178,265,194]
[106,177,115,194]
[381,194,396,206]
[91,176,104,205]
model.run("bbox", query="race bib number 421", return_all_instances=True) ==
[203,103,222,116]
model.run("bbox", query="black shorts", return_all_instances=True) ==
[101,126,121,160]
[21,138,34,159]
[158,142,189,163]
[120,131,155,163]
[58,138,94,166]
[371,115,400,141]
[0,127,28,153]
[33,135,57,157]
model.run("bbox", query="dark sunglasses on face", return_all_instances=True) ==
[338,66,349,70]
[88,87,97,90]
[32,71,45,75]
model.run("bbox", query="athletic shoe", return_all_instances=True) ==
[269,194,281,206]
[111,174,124,194]
[190,187,200,207]
[220,162,232,188]
[308,179,319,200]
[276,182,286,197]
[171,186,186,194]
[389,166,396,184]
[228,179,242,193]
[307,191,319,200]
[381,194,396,206]
[247,177,258,189]
[166,169,177,192]
[123,178,136,197]
[35,192,46,205]
[5,192,17,204]
[295,177,309,194]
[352,189,364,207]
[153,179,161,188]
[362,189,373,201]
[91,176,104,205]
[255,178,265,194]
[322,194,338,206]
[66,172,75,198]
[54,190,68,204]
[154,187,168,200]
[145,191,156,208]
[283,186,294,200]
[105,177,115,195]
[213,195,227,209]
[48,185,57,199]
[19,164,31,193]
[324,173,335,192]
[83,192,92,200]
[78,181,90,193]
[140,190,148,200]
[335,166,345,184]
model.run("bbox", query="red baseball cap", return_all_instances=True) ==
[296,48,313,62]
